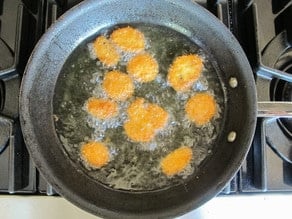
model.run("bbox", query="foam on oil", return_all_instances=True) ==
[54,24,225,191]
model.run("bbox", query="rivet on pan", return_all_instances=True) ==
[227,131,237,142]
[229,77,238,88]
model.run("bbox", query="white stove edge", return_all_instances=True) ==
[0,193,291,219]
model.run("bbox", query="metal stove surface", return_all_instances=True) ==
[239,0,292,192]
[0,0,291,203]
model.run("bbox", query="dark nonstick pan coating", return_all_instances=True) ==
[19,0,257,218]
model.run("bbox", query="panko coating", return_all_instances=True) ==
[124,98,168,142]
[160,146,193,176]
[167,54,203,92]
[86,98,118,119]
[93,36,120,66]
[185,93,216,126]
[124,121,156,143]
[81,142,110,168]
[102,70,134,101]
[127,53,159,82]
[110,26,145,52]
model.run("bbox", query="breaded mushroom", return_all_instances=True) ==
[110,26,145,52]
[127,53,159,82]
[124,120,156,143]
[93,36,120,66]
[86,98,118,119]
[102,70,134,101]
[124,98,168,142]
[81,142,110,168]
[185,93,216,126]
[160,146,193,176]
[167,54,203,92]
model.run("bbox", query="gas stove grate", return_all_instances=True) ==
[0,0,291,196]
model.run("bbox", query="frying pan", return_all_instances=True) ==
[19,0,257,218]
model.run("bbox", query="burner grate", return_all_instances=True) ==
[238,0,292,192]
[0,0,290,197]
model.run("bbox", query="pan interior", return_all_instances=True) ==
[53,23,226,191]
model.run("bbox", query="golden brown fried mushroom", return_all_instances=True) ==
[93,36,120,66]
[127,53,159,82]
[124,98,168,142]
[86,98,118,119]
[167,54,203,92]
[102,70,134,101]
[185,93,216,126]
[81,142,110,168]
[110,26,145,52]
[160,146,193,176]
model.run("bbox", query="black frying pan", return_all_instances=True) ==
[19,0,257,218]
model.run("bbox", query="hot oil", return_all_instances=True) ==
[53,24,225,191]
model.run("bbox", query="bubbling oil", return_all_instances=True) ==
[53,24,225,191]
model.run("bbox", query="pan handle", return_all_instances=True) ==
[257,66,292,82]
[257,102,292,118]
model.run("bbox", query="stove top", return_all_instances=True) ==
[0,0,291,197]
